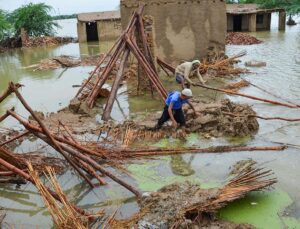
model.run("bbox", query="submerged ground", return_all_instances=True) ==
[0,16,300,228]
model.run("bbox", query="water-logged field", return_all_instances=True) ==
[0,16,300,228]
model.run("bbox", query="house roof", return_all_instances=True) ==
[226,4,284,15]
[77,10,121,22]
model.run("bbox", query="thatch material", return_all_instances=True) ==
[28,163,103,229]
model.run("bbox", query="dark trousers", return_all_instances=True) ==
[157,106,186,127]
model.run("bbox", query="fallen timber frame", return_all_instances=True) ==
[0,82,142,199]
[75,4,167,120]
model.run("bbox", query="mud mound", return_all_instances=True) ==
[137,182,254,228]
[185,99,259,137]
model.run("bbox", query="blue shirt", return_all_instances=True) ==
[165,91,188,110]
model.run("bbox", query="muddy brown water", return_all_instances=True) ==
[0,16,300,228]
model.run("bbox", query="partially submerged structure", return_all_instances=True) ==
[226,4,286,32]
[77,11,121,42]
[121,0,226,64]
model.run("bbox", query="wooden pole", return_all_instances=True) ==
[87,41,127,108]
[35,132,141,198]
[222,112,300,122]
[0,84,22,103]
[6,105,94,188]
[102,49,130,121]
[195,83,299,109]
[126,37,167,100]
[0,131,30,147]
[120,145,286,157]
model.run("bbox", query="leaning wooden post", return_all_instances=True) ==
[102,49,130,121]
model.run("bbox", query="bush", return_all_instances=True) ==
[8,3,59,37]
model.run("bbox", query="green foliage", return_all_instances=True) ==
[9,3,59,37]
[0,10,11,40]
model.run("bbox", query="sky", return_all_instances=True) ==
[0,0,120,15]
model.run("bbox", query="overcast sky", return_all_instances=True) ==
[0,0,120,15]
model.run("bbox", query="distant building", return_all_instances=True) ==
[121,0,226,64]
[226,4,286,32]
[77,11,121,42]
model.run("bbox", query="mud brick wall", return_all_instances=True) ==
[121,0,226,65]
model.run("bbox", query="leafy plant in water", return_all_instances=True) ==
[8,3,59,37]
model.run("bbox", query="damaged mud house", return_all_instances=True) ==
[78,0,227,62]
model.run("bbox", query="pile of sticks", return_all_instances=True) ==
[75,4,167,121]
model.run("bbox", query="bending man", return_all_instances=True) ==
[175,60,205,89]
[156,89,196,129]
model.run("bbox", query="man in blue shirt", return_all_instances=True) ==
[156,89,196,129]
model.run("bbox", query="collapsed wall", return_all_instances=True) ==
[121,0,226,65]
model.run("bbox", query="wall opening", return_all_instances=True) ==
[86,22,99,41]
[256,14,264,25]
[233,15,242,31]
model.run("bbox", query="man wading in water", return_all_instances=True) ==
[175,60,206,89]
[155,89,196,130]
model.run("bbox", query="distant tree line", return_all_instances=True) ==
[226,0,300,17]
[0,3,59,41]
[52,14,77,20]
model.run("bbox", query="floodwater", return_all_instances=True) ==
[0,15,300,228]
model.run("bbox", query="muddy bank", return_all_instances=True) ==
[0,36,76,53]
[22,36,76,48]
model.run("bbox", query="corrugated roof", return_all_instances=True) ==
[226,4,284,15]
[77,10,120,22]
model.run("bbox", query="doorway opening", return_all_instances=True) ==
[233,15,242,31]
[86,22,99,41]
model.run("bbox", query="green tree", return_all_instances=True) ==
[0,10,11,40]
[9,3,59,37]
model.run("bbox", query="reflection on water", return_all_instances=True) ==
[0,14,300,228]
